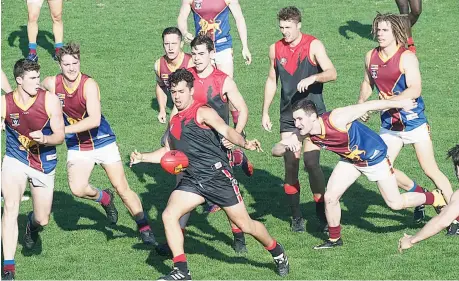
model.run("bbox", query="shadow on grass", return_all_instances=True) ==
[338,20,373,40]
[8,25,55,58]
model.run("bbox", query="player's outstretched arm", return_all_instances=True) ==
[272,132,304,157]
[224,77,248,134]
[198,106,261,151]
[30,92,65,146]
[130,139,170,167]
[399,190,459,253]
[228,0,251,64]
[65,79,101,135]
[262,44,277,132]
[1,69,12,93]
[387,51,421,101]
[177,0,194,43]
[331,99,418,130]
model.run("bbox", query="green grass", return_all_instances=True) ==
[1,0,459,279]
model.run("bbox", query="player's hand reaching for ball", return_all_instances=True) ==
[29,130,47,145]
[398,233,414,253]
[130,149,143,167]
[244,139,263,152]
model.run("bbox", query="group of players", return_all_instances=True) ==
[2,0,459,280]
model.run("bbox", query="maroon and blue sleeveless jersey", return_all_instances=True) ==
[168,101,231,182]
[4,89,57,173]
[191,0,232,52]
[55,73,116,151]
[275,33,325,116]
[309,112,387,167]
[157,53,192,94]
[188,67,229,124]
[369,47,427,131]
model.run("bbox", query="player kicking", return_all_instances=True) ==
[41,42,156,245]
[130,69,289,280]
[155,27,193,124]
[2,59,65,280]
[155,35,253,255]
[399,145,459,252]
[359,13,456,231]
[272,98,447,250]
[262,6,337,232]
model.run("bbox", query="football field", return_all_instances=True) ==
[1,0,459,279]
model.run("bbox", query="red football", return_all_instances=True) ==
[160,150,189,175]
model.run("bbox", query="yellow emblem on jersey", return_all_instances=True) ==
[18,134,38,153]
[345,145,366,162]
[199,19,222,35]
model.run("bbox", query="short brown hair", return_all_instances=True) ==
[56,42,81,62]
[278,6,302,23]
[13,58,40,79]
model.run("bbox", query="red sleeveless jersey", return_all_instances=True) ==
[188,67,229,124]
[158,53,192,93]
[169,101,231,182]
[4,89,57,173]
[275,33,325,115]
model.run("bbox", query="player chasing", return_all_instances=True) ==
[154,35,254,256]
[272,98,447,250]
[262,6,337,232]
[2,59,65,280]
[359,13,457,232]
[41,42,157,245]
[155,27,193,124]
[398,145,459,252]
[130,69,290,280]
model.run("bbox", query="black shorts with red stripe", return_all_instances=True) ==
[175,169,243,208]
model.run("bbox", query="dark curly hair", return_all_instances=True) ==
[168,68,195,90]
[448,145,459,174]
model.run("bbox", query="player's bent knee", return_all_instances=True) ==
[386,200,404,211]
[162,208,180,224]
[324,191,339,205]
[51,12,62,22]
[69,184,89,198]
[28,13,40,23]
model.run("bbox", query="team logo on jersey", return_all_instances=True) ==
[9,113,20,127]
[18,134,38,153]
[57,93,65,107]
[194,0,203,9]
[199,19,222,35]
[345,145,366,162]
[370,64,379,79]
[280,57,287,66]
